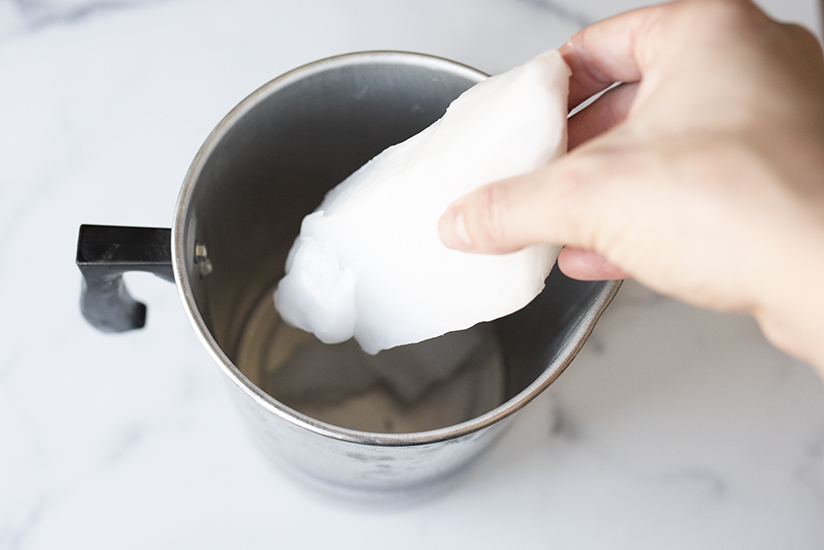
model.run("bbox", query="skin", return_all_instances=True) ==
[438,0,824,373]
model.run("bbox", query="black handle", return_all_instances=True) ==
[76,224,174,332]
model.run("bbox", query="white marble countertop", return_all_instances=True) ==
[2,0,823,548]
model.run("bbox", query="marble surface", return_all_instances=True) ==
[1,0,823,548]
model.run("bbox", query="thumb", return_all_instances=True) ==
[438,163,584,254]
[437,162,629,281]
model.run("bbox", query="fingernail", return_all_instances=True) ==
[438,206,473,251]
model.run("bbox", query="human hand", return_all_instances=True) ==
[438,0,824,369]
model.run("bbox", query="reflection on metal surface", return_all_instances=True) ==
[236,288,505,433]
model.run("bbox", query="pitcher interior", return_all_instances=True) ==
[177,55,607,433]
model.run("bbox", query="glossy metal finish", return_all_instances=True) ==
[171,51,620,497]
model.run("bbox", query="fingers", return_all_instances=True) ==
[557,246,630,280]
[560,3,664,109]
[436,172,633,284]
[567,82,638,150]
[438,165,579,255]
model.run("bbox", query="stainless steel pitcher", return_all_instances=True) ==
[76,51,620,499]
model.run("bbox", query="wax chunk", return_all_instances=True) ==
[274,50,570,354]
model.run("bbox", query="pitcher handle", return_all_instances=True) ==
[76,224,174,332]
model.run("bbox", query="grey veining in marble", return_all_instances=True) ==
[1,0,823,548]
[516,0,594,29]
[0,0,161,37]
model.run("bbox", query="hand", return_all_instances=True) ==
[438,0,824,370]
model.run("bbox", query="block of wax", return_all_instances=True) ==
[274,50,570,354]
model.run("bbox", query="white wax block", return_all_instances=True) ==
[274,50,570,354]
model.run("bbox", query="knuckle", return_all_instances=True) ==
[467,182,515,251]
[556,147,628,247]
[678,0,758,31]
[552,163,595,242]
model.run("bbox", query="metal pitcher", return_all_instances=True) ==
[76,51,620,499]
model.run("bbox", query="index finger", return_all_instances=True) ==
[561,3,668,109]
